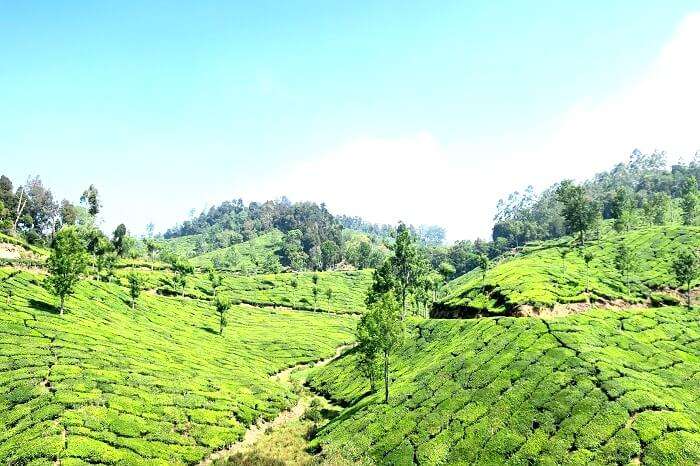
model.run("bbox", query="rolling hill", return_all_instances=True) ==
[0,267,356,465]
[437,226,700,317]
[307,307,700,465]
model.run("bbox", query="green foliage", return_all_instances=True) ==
[214,297,231,335]
[308,307,700,465]
[44,227,88,315]
[556,180,600,244]
[441,226,700,315]
[0,267,355,464]
[126,271,144,309]
[355,292,403,403]
[672,249,699,309]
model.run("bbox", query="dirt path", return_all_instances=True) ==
[199,343,354,466]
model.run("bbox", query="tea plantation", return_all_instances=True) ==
[307,307,700,465]
[111,267,372,314]
[440,226,700,315]
[0,267,356,465]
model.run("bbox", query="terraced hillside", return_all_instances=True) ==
[439,226,700,316]
[307,308,700,465]
[188,230,284,272]
[0,267,355,465]
[111,267,372,314]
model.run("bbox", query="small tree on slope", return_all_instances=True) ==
[672,249,699,309]
[215,297,231,335]
[45,227,88,315]
[127,272,143,309]
[614,242,637,296]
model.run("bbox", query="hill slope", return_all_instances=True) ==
[439,226,700,317]
[307,308,700,465]
[0,267,355,465]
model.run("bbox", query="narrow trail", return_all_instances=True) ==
[199,343,354,466]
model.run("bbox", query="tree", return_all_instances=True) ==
[171,258,193,297]
[392,222,421,319]
[672,249,698,309]
[127,272,143,309]
[438,262,455,283]
[611,187,635,233]
[144,239,160,270]
[321,240,340,270]
[680,177,699,226]
[59,200,78,227]
[583,250,594,302]
[208,267,222,297]
[356,291,403,403]
[325,287,333,310]
[311,273,320,311]
[80,185,101,216]
[112,224,128,256]
[477,253,490,290]
[215,297,231,335]
[614,243,637,295]
[556,180,600,245]
[281,229,307,271]
[366,259,396,306]
[45,227,88,315]
[643,192,671,226]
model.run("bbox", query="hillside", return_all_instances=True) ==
[189,230,284,272]
[0,267,356,464]
[438,226,700,317]
[307,308,700,465]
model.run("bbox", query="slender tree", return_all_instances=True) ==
[215,297,231,335]
[672,249,698,309]
[325,287,333,310]
[356,291,403,403]
[127,271,143,309]
[208,267,222,297]
[392,222,420,319]
[312,273,320,311]
[45,227,88,315]
[681,176,699,226]
[80,185,101,216]
[614,243,637,295]
[583,250,594,303]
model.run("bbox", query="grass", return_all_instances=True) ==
[0,267,356,465]
[440,226,700,315]
[307,307,700,465]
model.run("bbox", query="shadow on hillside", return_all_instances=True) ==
[28,299,59,315]
[199,326,219,335]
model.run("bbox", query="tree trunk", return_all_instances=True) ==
[401,288,406,320]
[12,188,27,235]
[383,351,389,404]
[59,296,65,316]
[688,282,692,309]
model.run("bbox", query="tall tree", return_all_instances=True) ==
[45,227,88,315]
[611,187,635,232]
[392,222,420,319]
[555,180,600,245]
[680,177,699,226]
[80,185,101,216]
[311,273,320,311]
[672,249,698,309]
[112,224,128,256]
[614,243,637,295]
[171,258,193,297]
[583,250,594,303]
[356,291,403,403]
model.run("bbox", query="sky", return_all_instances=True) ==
[1,1,699,241]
